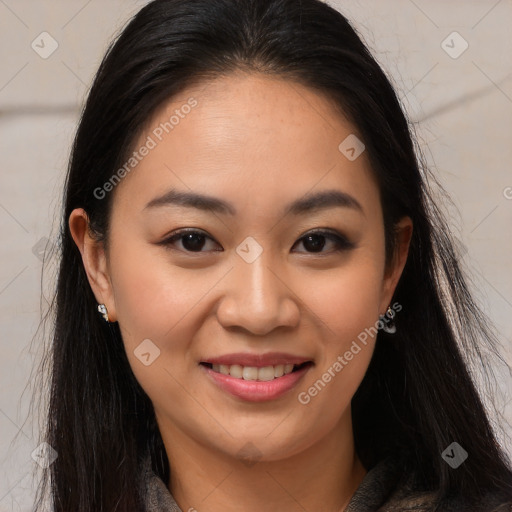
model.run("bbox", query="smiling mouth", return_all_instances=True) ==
[200,361,313,381]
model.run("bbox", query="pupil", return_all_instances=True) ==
[304,234,325,252]
[183,233,205,251]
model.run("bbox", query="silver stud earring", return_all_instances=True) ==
[379,306,396,334]
[97,303,109,323]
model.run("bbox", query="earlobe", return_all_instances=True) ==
[380,216,413,314]
[68,208,117,322]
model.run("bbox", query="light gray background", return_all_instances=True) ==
[1,1,511,510]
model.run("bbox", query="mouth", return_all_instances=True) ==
[200,359,314,402]
[198,352,315,401]
[199,361,313,381]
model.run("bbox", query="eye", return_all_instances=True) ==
[159,229,221,253]
[158,228,355,255]
[292,229,355,254]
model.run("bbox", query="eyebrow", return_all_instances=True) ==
[143,187,364,216]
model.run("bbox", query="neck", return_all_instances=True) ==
[160,411,367,512]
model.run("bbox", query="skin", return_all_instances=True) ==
[70,72,412,512]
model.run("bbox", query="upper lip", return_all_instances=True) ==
[201,352,313,367]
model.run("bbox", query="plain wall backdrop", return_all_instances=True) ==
[0,1,511,510]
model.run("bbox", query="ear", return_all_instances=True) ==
[68,208,117,322]
[379,216,413,314]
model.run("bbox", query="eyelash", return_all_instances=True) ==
[158,228,355,255]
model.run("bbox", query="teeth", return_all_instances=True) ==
[209,363,300,381]
[242,366,259,380]
[274,365,284,378]
[256,366,275,381]
[219,364,230,376]
[228,364,243,379]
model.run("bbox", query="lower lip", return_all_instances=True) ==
[200,364,312,402]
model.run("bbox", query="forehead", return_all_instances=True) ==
[111,72,379,219]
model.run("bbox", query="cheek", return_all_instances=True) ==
[295,341,374,446]
[109,238,205,388]
[111,239,200,340]
[293,254,383,411]
[110,239,230,401]
[294,270,381,437]
[302,255,385,343]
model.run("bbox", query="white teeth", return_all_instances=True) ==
[242,366,259,380]
[229,364,243,379]
[208,363,301,381]
[219,364,230,376]
[257,366,276,381]
[274,365,284,378]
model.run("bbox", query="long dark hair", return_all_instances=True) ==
[34,0,512,510]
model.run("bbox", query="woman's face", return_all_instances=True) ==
[72,72,410,463]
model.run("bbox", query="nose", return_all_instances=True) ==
[216,250,300,336]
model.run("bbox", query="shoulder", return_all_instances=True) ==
[381,477,512,512]
[381,492,511,512]
[348,455,511,512]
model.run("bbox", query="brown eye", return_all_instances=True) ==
[179,232,207,252]
[159,229,221,253]
[293,230,355,254]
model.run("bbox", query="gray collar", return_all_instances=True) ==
[141,456,409,511]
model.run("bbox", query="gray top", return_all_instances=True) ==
[141,455,511,511]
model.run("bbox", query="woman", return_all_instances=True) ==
[35,0,512,510]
